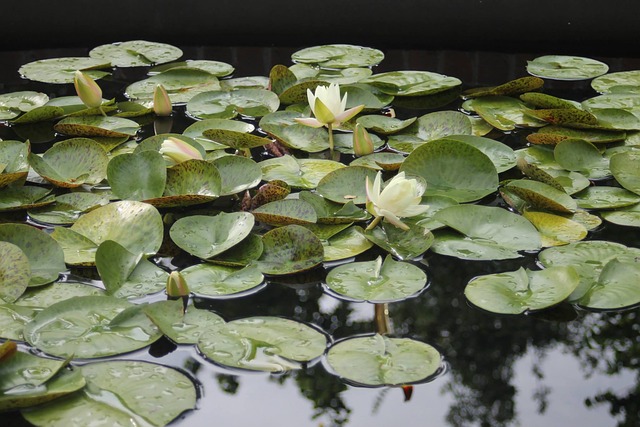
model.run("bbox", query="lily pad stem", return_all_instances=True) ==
[365,215,382,231]
[327,123,334,154]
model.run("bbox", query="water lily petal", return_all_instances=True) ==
[334,104,364,125]
[294,117,325,128]
[380,209,410,230]
[313,97,337,124]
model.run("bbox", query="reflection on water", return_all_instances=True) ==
[1,46,639,426]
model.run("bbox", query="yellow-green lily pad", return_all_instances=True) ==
[610,150,640,194]
[360,70,461,97]
[18,57,111,84]
[291,44,384,69]
[53,116,140,138]
[256,225,324,275]
[187,88,280,120]
[0,241,30,303]
[527,55,609,81]
[522,210,588,247]
[259,155,345,190]
[181,264,264,298]
[89,40,183,67]
[149,59,234,77]
[126,68,221,104]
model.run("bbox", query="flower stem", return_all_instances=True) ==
[365,215,382,231]
[327,123,334,154]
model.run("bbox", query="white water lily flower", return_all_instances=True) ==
[295,83,364,128]
[365,171,430,230]
[159,137,203,165]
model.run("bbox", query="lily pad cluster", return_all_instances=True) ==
[1,41,640,425]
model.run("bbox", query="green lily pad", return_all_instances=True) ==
[211,155,262,196]
[95,240,168,298]
[360,71,462,97]
[208,233,264,267]
[356,115,416,134]
[0,241,30,303]
[326,334,442,387]
[203,128,272,150]
[54,116,139,138]
[574,186,640,209]
[143,300,225,344]
[0,353,85,411]
[256,225,324,275]
[444,135,516,173]
[28,192,110,226]
[107,150,167,201]
[126,68,222,104]
[553,138,610,179]
[187,89,280,120]
[51,200,164,266]
[28,138,108,188]
[0,223,65,287]
[183,118,253,150]
[527,55,609,81]
[181,264,264,297]
[465,266,579,314]
[522,210,588,247]
[90,40,183,67]
[400,138,498,203]
[462,96,547,130]
[0,185,55,212]
[532,125,626,144]
[23,360,196,427]
[502,179,577,213]
[589,108,640,130]
[149,59,234,77]
[350,152,406,171]
[610,150,640,194]
[538,240,640,303]
[412,111,473,142]
[463,76,544,98]
[340,84,394,111]
[260,111,330,152]
[15,281,105,308]
[299,191,370,224]
[134,133,206,159]
[592,70,640,93]
[601,202,640,227]
[259,155,345,190]
[289,64,373,84]
[0,141,28,187]
[23,296,161,358]
[170,212,255,260]
[582,93,640,119]
[0,91,49,120]
[253,198,317,226]
[220,76,270,91]
[575,259,640,310]
[321,225,373,261]
[291,44,384,69]
[0,304,36,340]
[364,220,434,260]
[316,166,379,205]
[325,255,427,302]
[18,57,111,84]
[146,159,221,208]
[432,205,541,260]
[198,316,328,372]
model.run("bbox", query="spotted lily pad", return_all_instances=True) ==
[360,71,461,97]
[27,192,110,226]
[299,191,370,224]
[316,166,378,205]
[0,141,28,188]
[400,138,498,202]
[325,255,427,303]
[212,155,262,196]
[181,264,264,298]
[183,118,253,150]
[203,128,272,150]
[198,316,328,372]
[465,266,579,314]
[0,185,54,212]
[170,212,255,260]
[532,125,626,144]
[22,360,197,427]
[502,179,577,213]
[610,150,640,194]
[90,40,183,67]
[256,225,324,275]
[126,68,221,104]
[18,57,111,84]
[522,211,588,247]
[291,44,384,69]
[0,241,30,303]
[28,138,108,188]
[0,223,65,287]
[259,155,345,190]
[24,296,161,358]
[326,334,442,387]
[146,159,222,208]
[107,150,166,201]
[95,240,168,298]
[54,116,139,138]
[432,205,541,260]
[51,201,164,266]
[527,55,609,81]
[252,199,318,226]
[187,89,280,120]
[149,59,234,77]
[462,96,547,130]
[463,76,544,98]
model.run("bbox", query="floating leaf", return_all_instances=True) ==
[316,166,379,205]
[291,44,384,68]
[463,76,544,98]
[15,282,104,308]
[203,128,272,150]
[18,57,110,84]
[253,199,317,226]
[326,334,442,387]
[259,155,345,189]
[0,241,30,302]
[573,186,640,210]
[321,225,373,261]
[181,264,264,298]
[465,266,579,314]
[527,55,609,81]
[610,150,640,194]
[364,220,434,260]
[576,259,640,310]
[533,124,626,144]
[502,179,576,213]
[462,96,547,130]
[146,159,221,208]
[198,316,327,372]
[601,202,640,227]
[360,71,461,97]
[187,89,280,120]
[28,192,110,226]
[212,155,261,196]
[126,68,221,104]
[54,116,139,138]
[350,152,406,171]
[107,150,167,201]
[0,304,36,340]
[183,118,253,150]
[256,225,324,275]
[553,138,610,179]
[525,108,598,126]
[592,70,640,94]
[143,300,225,344]
[149,59,234,77]
[356,115,416,134]
[445,135,516,173]
[90,40,183,67]
[522,210,588,247]
[260,111,330,152]
[0,185,54,212]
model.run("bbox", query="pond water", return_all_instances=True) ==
[1,46,639,427]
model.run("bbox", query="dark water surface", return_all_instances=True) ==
[1,46,639,427]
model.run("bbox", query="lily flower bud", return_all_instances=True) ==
[73,70,103,109]
[353,123,374,157]
[166,271,190,298]
[159,137,203,165]
[153,84,172,116]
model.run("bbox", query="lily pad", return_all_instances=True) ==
[360,71,462,97]
[465,266,579,314]
[592,70,640,93]
[146,159,222,208]
[0,185,55,212]
[54,116,139,138]
[90,40,183,67]
[349,152,406,171]
[0,223,65,287]
[326,334,442,387]
[15,281,105,308]
[0,304,36,340]
[0,241,30,302]
[23,296,161,358]
[181,264,264,298]
[0,141,28,187]
[208,233,264,267]
[321,225,374,261]
[28,138,108,188]
[444,135,516,173]
[256,225,324,275]
[212,155,262,196]
[0,91,49,120]
[527,55,609,81]
[532,124,626,144]
[18,57,111,84]
[356,115,416,134]
[107,150,167,201]
[252,199,317,226]
[316,166,379,205]
[462,96,547,130]
[299,191,370,224]
[601,202,640,227]
[143,300,225,344]
[95,240,168,299]
[170,212,255,260]
[126,68,221,104]
[574,186,640,210]
[259,155,345,190]
[183,118,253,150]
[400,138,499,203]
[522,211,588,247]
[203,128,272,150]
[198,316,328,372]
[463,76,544,98]
[325,255,427,303]
[260,111,330,152]
[364,220,434,260]
[22,360,197,427]
[610,150,640,194]
[187,89,280,120]
[291,44,384,69]
[431,205,541,260]
[502,179,577,213]
[28,192,110,226]
[149,59,234,77]
[575,259,640,310]
[553,138,610,179]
